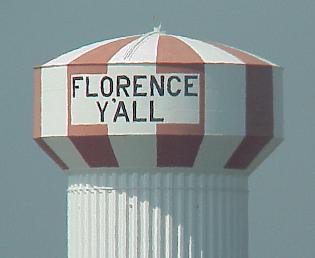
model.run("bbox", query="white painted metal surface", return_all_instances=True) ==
[41,66,68,136]
[68,171,248,258]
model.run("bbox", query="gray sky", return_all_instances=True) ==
[0,0,314,257]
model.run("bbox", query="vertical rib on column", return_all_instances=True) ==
[118,173,127,258]
[197,174,205,258]
[140,173,150,258]
[152,172,161,258]
[129,173,139,258]
[164,173,173,258]
[108,173,117,258]
[67,183,73,258]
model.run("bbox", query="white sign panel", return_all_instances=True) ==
[71,73,200,125]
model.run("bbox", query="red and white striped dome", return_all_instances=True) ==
[34,28,283,172]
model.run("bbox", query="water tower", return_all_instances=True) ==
[34,28,283,258]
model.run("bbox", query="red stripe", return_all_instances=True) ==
[225,66,273,169]
[225,135,272,169]
[157,136,203,167]
[70,36,140,65]
[157,35,204,64]
[156,35,205,167]
[210,43,274,169]
[69,136,118,167]
[68,124,118,167]
[209,42,269,66]
[35,138,68,169]
[245,66,273,136]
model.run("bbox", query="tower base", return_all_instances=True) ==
[67,170,248,258]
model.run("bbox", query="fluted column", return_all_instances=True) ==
[67,170,248,258]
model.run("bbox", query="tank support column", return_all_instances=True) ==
[67,170,248,258]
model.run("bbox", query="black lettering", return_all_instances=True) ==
[96,101,108,122]
[133,75,147,97]
[86,77,98,97]
[100,76,113,97]
[132,101,147,122]
[167,76,181,96]
[113,101,130,122]
[117,75,130,97]
[150,100,164,122]
[184,75,198,96]
[72,76,83,98]
[150,75,165,96]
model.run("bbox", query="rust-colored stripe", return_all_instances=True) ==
[35,138,68,169]
[156,35,205,167]
[69,136,118,167]
[224,135,272,169]
[225,65,274,169]
[209,42,269,65]
[211,42,274,169]
[70,36,140,65]
[33,68,41,138]
[69,124,108,136]
[157,35,204,64]
[245,66,273,136]
[157,136,203,167]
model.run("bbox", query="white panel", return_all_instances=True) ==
[194,136,244,170]
[41,67,68,136]
[110,135,156,167]
[70,69,200,129]
[67,172,249,258]
[272,66,284,138]
[109,33,159,63]
[107,64,156,135]
[44,137,88,168]
[204,64,246,135]
[175,36,244,64]
[43,36,130,67]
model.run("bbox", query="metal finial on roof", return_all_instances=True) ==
[123,25,164,60]
[153,24,162,33]
[153,23,165,34]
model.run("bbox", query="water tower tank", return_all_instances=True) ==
[34,27,283,258]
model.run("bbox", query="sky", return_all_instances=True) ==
[0,0,314,257]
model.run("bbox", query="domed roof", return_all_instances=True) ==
[42,27,278,67]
